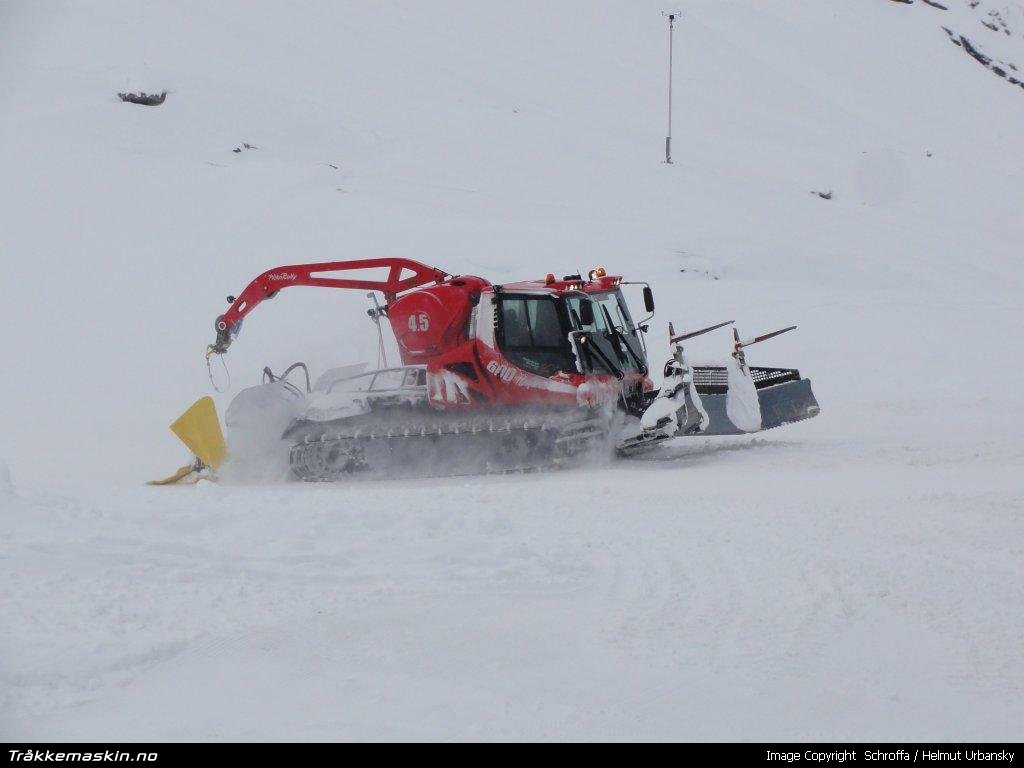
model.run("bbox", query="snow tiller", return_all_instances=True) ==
[151,258,819,483]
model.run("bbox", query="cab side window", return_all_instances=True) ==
[528,300,563,347]
[501,299,532,346]
[497,296,574,377]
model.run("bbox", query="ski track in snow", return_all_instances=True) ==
[1,0,1023,741]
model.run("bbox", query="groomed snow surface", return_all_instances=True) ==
[1,0,1022,741]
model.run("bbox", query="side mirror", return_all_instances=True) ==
[643,286,655,313]
[579,300,595,326]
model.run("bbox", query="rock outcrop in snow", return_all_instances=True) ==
[894,0,1024,91]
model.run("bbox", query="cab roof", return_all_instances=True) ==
[494,273,624,296]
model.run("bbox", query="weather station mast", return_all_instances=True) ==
[663,10,678,164]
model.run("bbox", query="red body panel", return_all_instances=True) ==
[423,338,639,410]
[388,276,490,365]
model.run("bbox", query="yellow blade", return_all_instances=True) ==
[147,464,199,486]
[169,396,227,469]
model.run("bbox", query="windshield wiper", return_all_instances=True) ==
[612,326,648,375]
[598,305,647,375]
[573,332,623,380]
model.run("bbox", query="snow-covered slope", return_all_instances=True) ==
[1,0,1022,741]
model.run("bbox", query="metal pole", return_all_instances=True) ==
[367,292,388,368]
[666,13,675,164]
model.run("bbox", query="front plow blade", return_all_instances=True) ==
[693,367,820,436]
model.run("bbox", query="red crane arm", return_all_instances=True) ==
[210,257,448,354]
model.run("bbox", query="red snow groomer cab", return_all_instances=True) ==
[152,257,819,483]
[212,259,653,413]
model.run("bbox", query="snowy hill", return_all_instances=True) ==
[1,0,1022,741]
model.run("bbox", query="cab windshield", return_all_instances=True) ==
[565,290,646,373]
